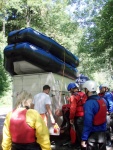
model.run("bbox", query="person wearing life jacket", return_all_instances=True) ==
[81,80,107,150]
[66,82,87,148]
[98,83,113,147]
[99,83,113,114]
[55,104,73,147]
[54,104,70,135]
[59,104,71,133]
[2,90,51,150]
[98,85,105,97]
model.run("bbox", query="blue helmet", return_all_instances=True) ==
[99,85,102,90]
[67,83,79,91]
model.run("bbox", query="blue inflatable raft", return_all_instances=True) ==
[4,42,78,79]
[7,27,79,68]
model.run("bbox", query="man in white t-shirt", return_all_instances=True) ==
[32,85,55,126]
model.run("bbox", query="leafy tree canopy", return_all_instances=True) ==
[1,0,113,95]
[77,0,113,75]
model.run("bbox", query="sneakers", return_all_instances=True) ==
[62,141,80,149]
[63,141,75,147]
[61,141,71,146]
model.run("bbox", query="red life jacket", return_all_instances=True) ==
[73,92,87,117]
[62,104,70,113]
[9,109,35,143]
[93,99,107,125]
[98,93,104,97]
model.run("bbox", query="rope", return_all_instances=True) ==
[59,49,66,106]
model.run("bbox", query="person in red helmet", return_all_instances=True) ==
[65,82,87,148]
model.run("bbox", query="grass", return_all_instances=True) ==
[0,90,12,107]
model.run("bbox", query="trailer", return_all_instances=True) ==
[4,27,80,149]
[12,72,74,136]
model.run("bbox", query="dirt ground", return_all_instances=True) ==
[0,106,113,150]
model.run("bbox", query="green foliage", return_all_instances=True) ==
[95,0,113,52]
[1,0,113,95]
[0,51,10,96]
[0,0,81,54]
[77,0,113,76]
[0,0,82,97]
[0,89,12,106]
[69,0,107,27]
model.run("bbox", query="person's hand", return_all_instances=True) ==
[66,96,70,101]
[50,114,55,125]
[55,109,62,117]
[51,119,55,125]
[107,111,110,115]
[81,140,87,148]
[51,122,56,125]
[70,119,74,124]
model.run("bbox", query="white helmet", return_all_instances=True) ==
[83,80,97,92]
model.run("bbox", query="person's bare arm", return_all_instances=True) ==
[46,104,55,124]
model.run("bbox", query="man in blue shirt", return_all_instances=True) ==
[99,83,113,113]
[81,80,107,150]
[98,83,113,146]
